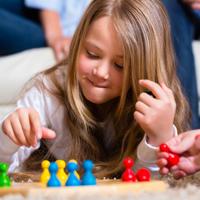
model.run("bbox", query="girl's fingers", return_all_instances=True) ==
[139,79,167,100]
[29,110,42,141]
[41,127,56,139]
[133,111,145,124]
[18,110,32,146]
[10,116,29,146]
[138,92,156,107]
[135,101,150,115]
[160,83,175,105]
[2,120,20,146]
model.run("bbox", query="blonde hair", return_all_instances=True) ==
[25,0,190,178]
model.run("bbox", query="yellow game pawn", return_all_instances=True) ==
[56,160,68,186]
[68,159,80,179]
[40,160,50,184]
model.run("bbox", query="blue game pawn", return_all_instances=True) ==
[81,160,96,185]
[47,162,61,187]
[65,161,80,186]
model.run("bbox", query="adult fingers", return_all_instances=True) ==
[168,130,200,154]
[157,158,168,168]
[159,167,169,175]
[172,170,187,179]
[53,42,65,61]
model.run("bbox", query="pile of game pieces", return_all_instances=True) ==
[40,159,96,187]
[0,162,11,187]
[159,143,180,168]
[121,157,151,182]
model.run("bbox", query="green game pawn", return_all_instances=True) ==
[0,162,11,187]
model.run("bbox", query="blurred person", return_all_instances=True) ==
[163,0,200,129]
[0,0,90,61]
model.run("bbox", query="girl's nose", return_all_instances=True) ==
[92,62,109,80]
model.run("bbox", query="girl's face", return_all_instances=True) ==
[77,16,124,104]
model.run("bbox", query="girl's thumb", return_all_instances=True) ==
[41,127,56,139]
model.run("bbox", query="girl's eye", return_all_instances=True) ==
[86,50,99,59]
[114,63,123,69]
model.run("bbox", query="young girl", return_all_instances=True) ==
[0,0,190,178]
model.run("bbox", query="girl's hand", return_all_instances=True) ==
[134,80,176,146]
[157,130,200,179]
[2,108,56,147]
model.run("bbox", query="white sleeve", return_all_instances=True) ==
[0,86,48,172]
[135,125,178,174]
[134,136,159,173]
[25,0,63,12]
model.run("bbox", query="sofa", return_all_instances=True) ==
[0,48,56,121]
[0,43,200,120]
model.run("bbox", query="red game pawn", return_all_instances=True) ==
[159,143,171,153]
[159,143,180,168]
[121,157,136,182]
[136,168,151,182]
[167,153,179,168]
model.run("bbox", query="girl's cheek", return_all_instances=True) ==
[78,54,90,70]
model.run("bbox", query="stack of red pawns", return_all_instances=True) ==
[121,157,150,182]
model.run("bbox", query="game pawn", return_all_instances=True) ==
[47,162,61,187]
[68,159,80,179]
[81,160,96,185]
[56,160,68,186]
[65,161,81,186]
[121,157,136,182]
[0,162,11,187]
[136,168,151,182]
[40,160,50,184]
[159,143,180,168]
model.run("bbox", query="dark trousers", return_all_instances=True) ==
[0,0,46,55]
[163,0,200,128]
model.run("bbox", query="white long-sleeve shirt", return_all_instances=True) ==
[0,83,159,173]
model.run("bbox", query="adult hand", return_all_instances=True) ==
[40,10,71,61]
[182,0,200,10]
[157,130,200,179]
[49,36,71,61]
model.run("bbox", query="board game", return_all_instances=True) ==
[0,172,167,198]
